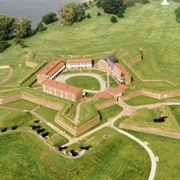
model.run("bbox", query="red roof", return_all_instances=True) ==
[38,60,65,76]
[107,85,127,95]
[42,79,82,94]
[66,59,92,64]
[94,91,112,99]
[114,63,129,75]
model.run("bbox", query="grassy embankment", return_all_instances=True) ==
[126,130,180,179]
[0,99,67,146]
[116,105,180,134]
[0,128,150,179]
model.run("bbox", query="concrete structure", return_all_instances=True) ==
[161,0,169,5]
[37,60,65,83]
[42,79,83,102]
[66,59,92,70]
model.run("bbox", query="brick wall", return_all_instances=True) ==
[122,89,180,101]
[21,92,62,110]
[0,94,22,104]
[55,115,100,136]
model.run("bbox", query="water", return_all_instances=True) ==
[0,0,82,28]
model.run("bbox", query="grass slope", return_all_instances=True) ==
[127,130,180,179]
[0,128,150,179]
[3,99,38,110]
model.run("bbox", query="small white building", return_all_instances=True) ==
[66,59,92,70]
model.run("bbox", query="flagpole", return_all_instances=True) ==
[107,71,109,88]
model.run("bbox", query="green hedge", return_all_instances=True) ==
[18,61,48,86]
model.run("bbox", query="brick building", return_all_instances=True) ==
[97,57,132,85]
[42,79,83,102]
[37,60,65,83]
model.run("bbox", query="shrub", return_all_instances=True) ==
[86,13,92,18]
[123,0,136,6]
[42,12,58,25]
[97,12,101,16]
[139,0,150,4]
[117,10,124,18]
[110,16,118,23]
[175,6,180,23]
[36,22,47,32]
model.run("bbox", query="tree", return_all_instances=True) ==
[59,3,85,26]
[140,0,150,4]
[110,16,118,23]
[96,0,102,8]
[97,12,102,16]
[101,0,126,15]
[14,37,25,48]
[0,39,10,52]
[42,12,58,25]
[117,9,124,18]
[86,13,92,18]
[36,22,47,32]
[16,18,32,38]
[0,15,17,40]
[175,6,180,23]
[123,0,136,7]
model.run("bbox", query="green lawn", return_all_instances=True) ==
[98,104,123,122]
[126,130,180,180]
[169,105,180,126]
[47,133,68,147]
[0,110,34,129]
[125,95,161,106]
[35,106,58,123]
[66,76,101,90]
[0,128,150,179]
[120,106,180,133]
[78,101,99,127]
[0,68,9,82]
[2,99,38,110]
[65,102,78,120]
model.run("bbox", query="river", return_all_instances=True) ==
[0,0,83,28]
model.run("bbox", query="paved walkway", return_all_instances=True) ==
[56,73,107,92]
[112,126,157,180]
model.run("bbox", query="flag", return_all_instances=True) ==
[107,58,114,69]
[107,59,123,83]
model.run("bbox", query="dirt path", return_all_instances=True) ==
[0,67,13,84]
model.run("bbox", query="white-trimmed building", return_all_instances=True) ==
[66,59,92,70]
